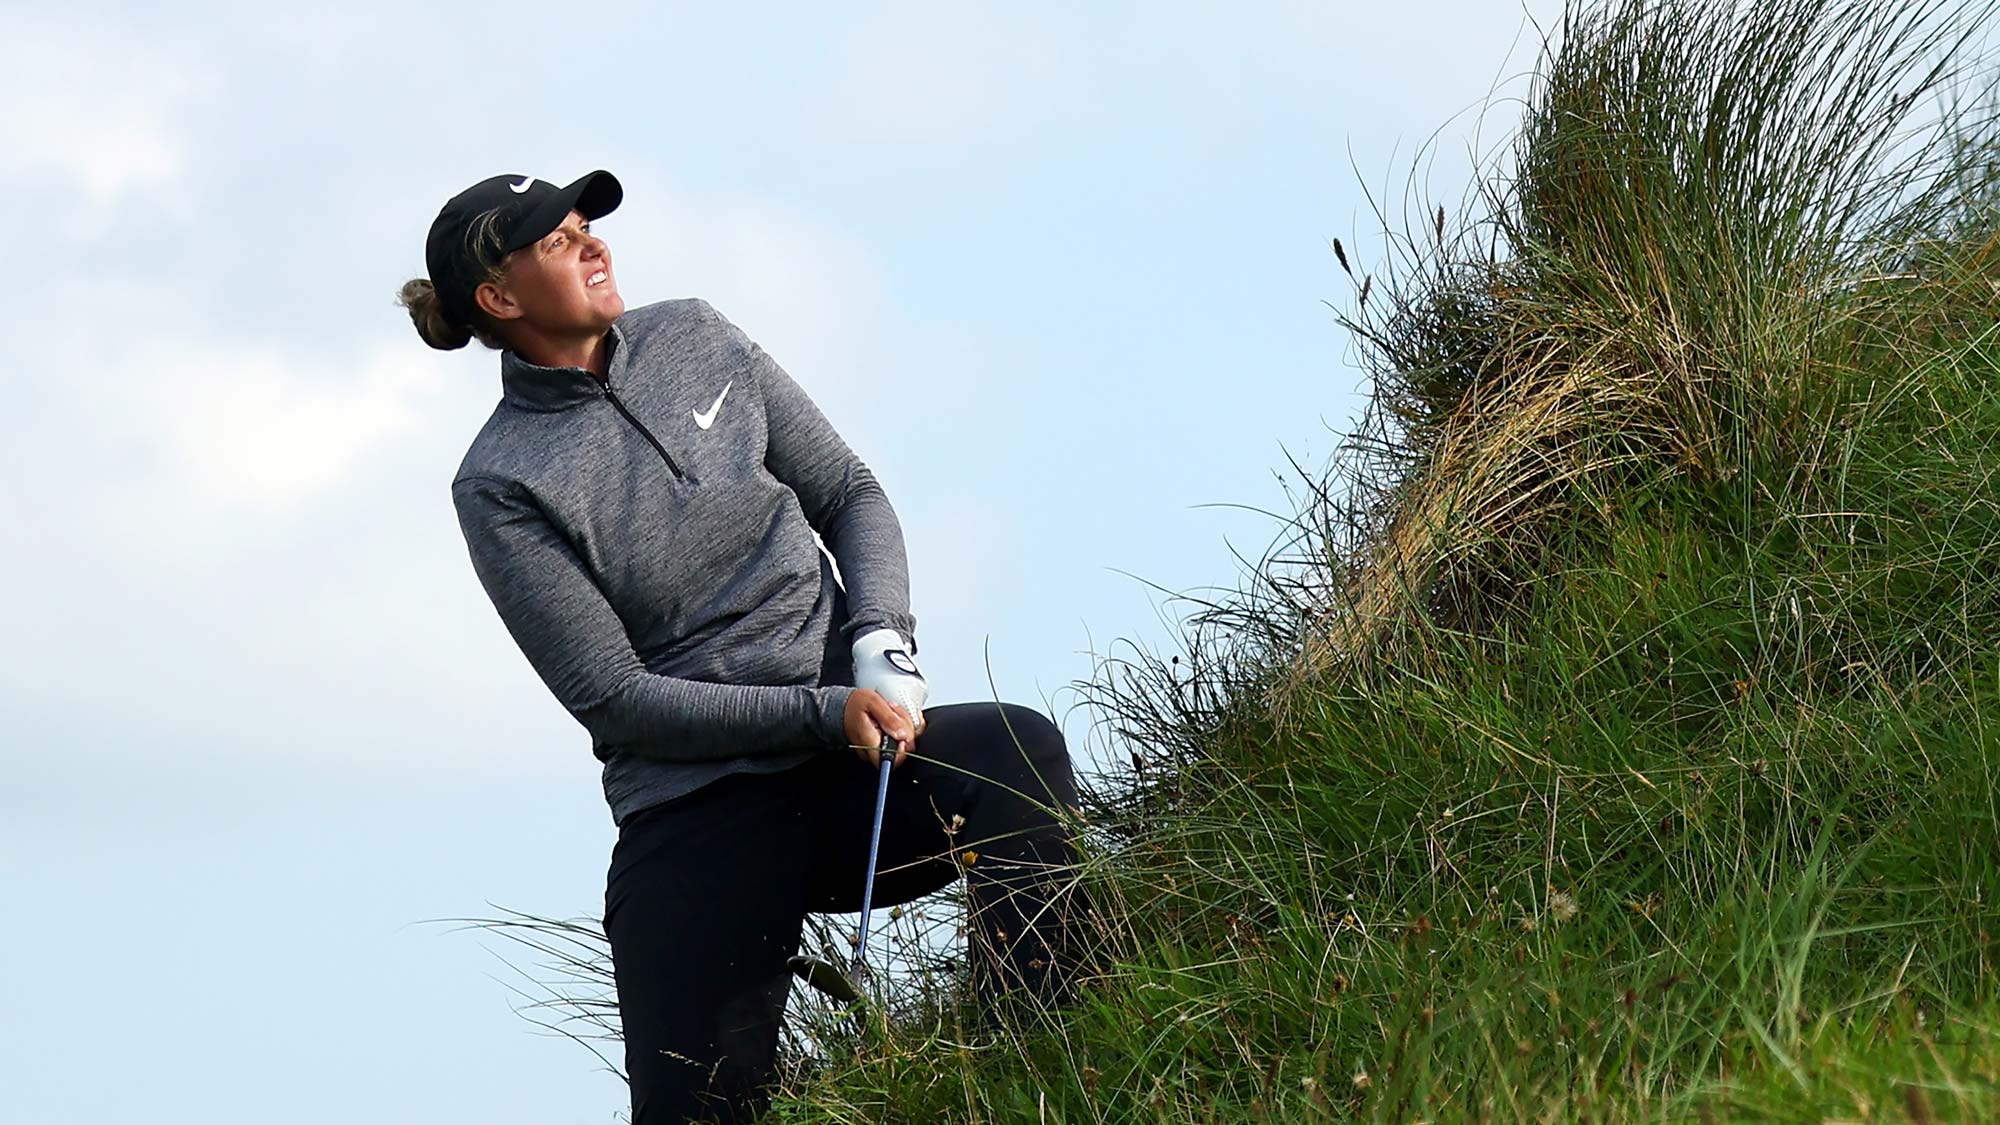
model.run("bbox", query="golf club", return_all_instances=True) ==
[852,732,897,976]
[787,730,898,1006]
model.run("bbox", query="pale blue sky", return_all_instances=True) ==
[1,2,1556,1120]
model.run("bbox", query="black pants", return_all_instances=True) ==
[602,701,1082,1124]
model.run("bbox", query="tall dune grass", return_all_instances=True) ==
[772,0,2000,1119]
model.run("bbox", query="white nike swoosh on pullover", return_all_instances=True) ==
[450,298,917,826]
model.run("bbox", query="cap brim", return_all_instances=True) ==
[503,170,623,254]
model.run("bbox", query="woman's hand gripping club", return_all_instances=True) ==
[844,689,918,767]
[851,628,926,761]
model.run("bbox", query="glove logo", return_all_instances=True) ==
[692,381,733,430]
[886,650,922,677]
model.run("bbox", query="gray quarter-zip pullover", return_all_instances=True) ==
[450,298,917,825]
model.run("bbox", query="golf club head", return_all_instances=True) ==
[788,953,862,1005]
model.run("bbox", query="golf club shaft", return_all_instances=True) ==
[853,734,896,974]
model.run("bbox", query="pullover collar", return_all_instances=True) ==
[498,320,632,412]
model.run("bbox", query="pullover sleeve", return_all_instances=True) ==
[451,474,856,761]
[705,301,920,652]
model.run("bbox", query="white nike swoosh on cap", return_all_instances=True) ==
[509,177,535,193]
[692,381,733,430]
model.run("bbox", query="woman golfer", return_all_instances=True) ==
[399,170,1082,1123]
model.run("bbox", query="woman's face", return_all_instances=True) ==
[475,209,624,339]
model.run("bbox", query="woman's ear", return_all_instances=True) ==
[475,280,523,322]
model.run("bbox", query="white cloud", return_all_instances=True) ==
[120,342,448,507]
[0,12,212,208]
[4,286,454,525]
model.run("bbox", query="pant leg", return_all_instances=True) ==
[604,765,818,1124]
[807,701,1085,1005]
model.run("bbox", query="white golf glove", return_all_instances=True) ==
[852,627,928,735]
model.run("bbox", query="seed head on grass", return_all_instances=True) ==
[1549,890,1579,923]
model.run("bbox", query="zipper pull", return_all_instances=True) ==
[602,385,688,481]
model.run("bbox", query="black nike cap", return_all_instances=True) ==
[425,169,623,329]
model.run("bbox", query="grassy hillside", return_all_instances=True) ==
[772,0,2000,1120]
